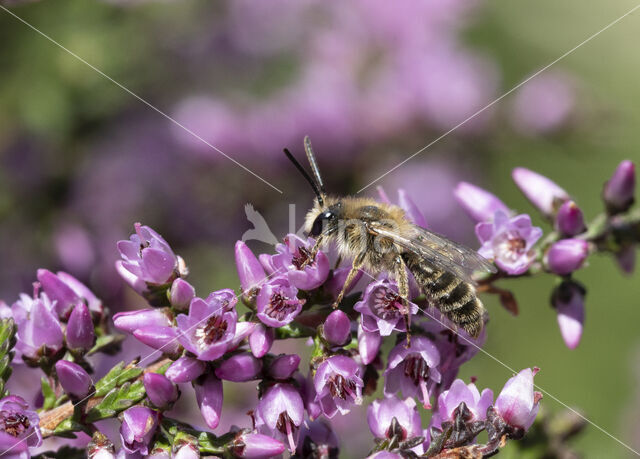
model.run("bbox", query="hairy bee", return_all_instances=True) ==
[284,137,496,340]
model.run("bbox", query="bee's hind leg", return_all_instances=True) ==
[395,256,412,348]
[332,254,365,309]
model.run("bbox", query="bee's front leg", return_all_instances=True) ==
[300,234,325,269]
[394,256,412,348]
[332,254,365,309]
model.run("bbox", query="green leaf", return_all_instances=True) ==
[85,380,146,422]
[41,377,57,410]
[93,361,125,397]
[33,446,86,459]
[52,418,84,437]
[87,334,125,356]
[0,318,17,396]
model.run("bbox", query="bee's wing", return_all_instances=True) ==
[367,222,496,283]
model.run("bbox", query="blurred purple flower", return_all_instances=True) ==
[454,182,510,223]
[120,406,158,455]
[0,395,42,455]
[555,201,585,236]
[256,277,305,328]
[512,168,569,216]
[314,355,364,418]
[267,354,300,380]
[14,292,64,363]
[215,353,262,382]
[176,290,238,361]
[377,186,428,227]
[546,239,589,275]
[552,281,586,349]
[324,265,363,300]
[255,383,304,453]
[249,324,274,358]
[384,337,441,409]
[603,160,636,214]
[476,211,543,275]
[358,322,382,365]
[355,278,418,336]
[297,419,339,458]
[143,373,178,409]
[437,379,493,422]
[194,374,224,430]
[616,244,636,275]
[66,301,95,352]
[271,235,329,290]
[55,360,93,399]
[165,356,206,384]
[37,269,102,319]
[494,368,542,431]
[367,395,422,440]
[323,310,351,346]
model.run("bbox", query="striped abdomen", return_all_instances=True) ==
[402,252,484,337]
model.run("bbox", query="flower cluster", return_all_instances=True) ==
[0,160,635,457]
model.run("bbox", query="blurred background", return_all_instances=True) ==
[1,0,639,457]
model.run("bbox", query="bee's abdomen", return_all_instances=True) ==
[402,253,484,337]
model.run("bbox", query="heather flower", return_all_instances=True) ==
[120,406,158,455]
[267,354,300,380]
[194,374,224,429]
[358,322,382,365]
[323,310,351,346]
[55,360,93,399]
[546,239,589,275]
[377,186,428,227]
[143,373,178,409]
[174,443,199,459]
[616,244,636,274]
[324,265,363,300]
[169,278,196,312]
[454,182,510,223]
[165,356,206,383]
[37,269,102,319]
[249,324,274,358]
[271,234,329,290]
[551,281,586,349]
[255,383,304,453]
[495,368,542,431]
[384,337,441,409]
[215,353,262,382]
[235,241,267,295]
[133,325,182,356]
[512,168,569,216]
[14,292,64,363]
[256,277,305,327]
[314,355,363,418]
[555,201,585,236]
[476,211,543,275]
[66,301,95,352]
[367,396,422,440]
[230,431,286,458]
[298,372,322,421]
[603,160,636,214]
[354,278,418,336]
[437,379,493,422]
[0,395,42,456]
[113,308,172,334]
[297,420,338,458]
[176,290,238,361]
[116,223,181,290]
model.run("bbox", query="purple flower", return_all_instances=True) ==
[133,326,181,356]
[174,443,199,459]
[231,431,286,458]
[603,160,635,214]
[314,355,363,418]
[267,354,300,380]
[169,279,196,312]
[358,322,382,365]
[55,360,93,399]
[37,269,102,319]
[323,310,351,346]
[476,211,543,275]
[0,395,42,456]
[555,200,585,236]
[165,356,206,383]
[215,353,262,382]
[14,292,64,363]
[354,279,418,336]
[454,182,510,223]
[113,308,172,334]
[194,374,224,430]
[367,452,403,459]
[551,281,585,349]
[298,372,322,421]
[512,168,569,216]
[235,241,267,294]
[249,324,274,358]
[616,244,636,275]
[377,186,428,227]
[116,223,181,289]
[546,239,589,275]
[256,277,305,328]
[271,235,330,290]
[495,368,542,431]
[255,383,304,453]
[296,420,338,458]
[176,290,238,361]
[120,406,158,455]
[437,379,493,422]
[66,301,95,352]
[384,337,441,409]
[367,396,422,440]
[324,266,363,300]
[143,373,178,409]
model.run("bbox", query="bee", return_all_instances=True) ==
[283,137,496,341]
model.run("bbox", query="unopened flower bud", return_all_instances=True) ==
[143,373,178,409]
[169,279,195,312]
[215,353,262,382]
[358,323,381,365]
[165,356,206,383]
[231,431,286,458]
[133,326,182,356]
[120,405,158,455]
[546,239,589,275]
[454,182,510,222]
[113,308,171,334]
[66,302,95,352]
[194,374,223,429]
[494,368,542,431]
[55,360,93,399]
[555,201,585,236]
[551,280,586,349]
[267,354,300,380]
[603,160,635,214]
[323,310,351,346]
[512,167,569,216]
[249,324,274,358]
[235,241,266,296]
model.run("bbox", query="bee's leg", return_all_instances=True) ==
[334,254,343,270]
[332,254,365,309]
[395,256,411,348]
[300,234,325,269]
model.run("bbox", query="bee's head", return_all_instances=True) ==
[305,198,342,237]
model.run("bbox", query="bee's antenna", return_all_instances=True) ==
[303,136,326,194]
[283,148,324,206]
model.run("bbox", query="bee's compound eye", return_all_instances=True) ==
[310,211,333,237]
